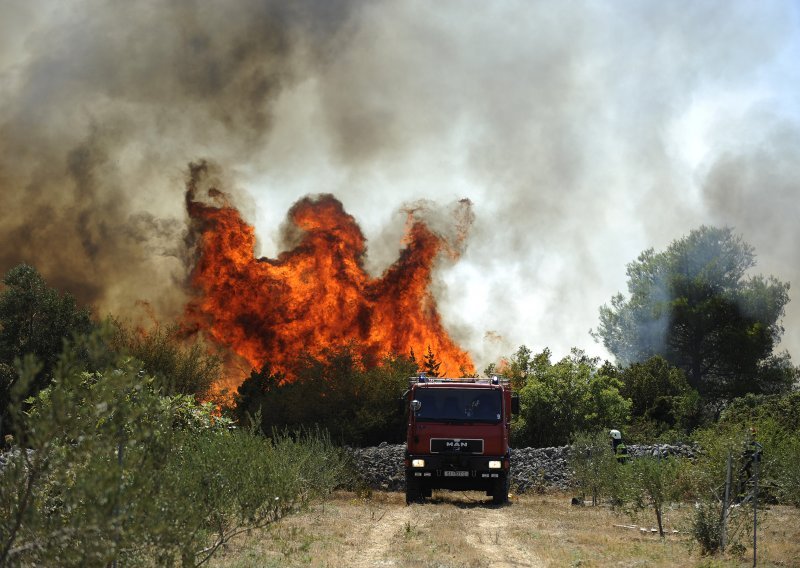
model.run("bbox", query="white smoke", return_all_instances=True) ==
[244,1,800,368]
[2,0,799,370]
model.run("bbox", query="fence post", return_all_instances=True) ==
[720,451,732,552]
[752,441,762,568]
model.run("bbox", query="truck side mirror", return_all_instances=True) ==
[511,393,520,415]
[399,389,410,414]
[410,399,422,413]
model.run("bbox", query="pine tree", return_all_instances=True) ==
[409,347,418,371]
[423,346,442,377]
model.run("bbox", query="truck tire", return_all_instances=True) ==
[406,476,422,505]
[491,475,509,505]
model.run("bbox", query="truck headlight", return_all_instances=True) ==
[488,460,502,469]
[412,459,425,468]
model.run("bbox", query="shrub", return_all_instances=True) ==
[0,264,94,435]
[569,430,618,506]
[772,433,800,506]
[617,456,685,537]
[0,330,347,566]
[235,345,416,446]
[512,348,631,447]
[107,320,222,399]
[691,500,723,555]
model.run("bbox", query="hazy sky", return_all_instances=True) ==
[2,1,799,370]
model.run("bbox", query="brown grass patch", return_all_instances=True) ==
[208,491,800,568]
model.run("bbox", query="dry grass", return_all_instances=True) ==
[208,490,800,568]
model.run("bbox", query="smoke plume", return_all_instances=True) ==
[2,1,799,369]
[0,1,355,318]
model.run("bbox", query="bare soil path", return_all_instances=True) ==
[341,491,542,568]
[346,499,414,568]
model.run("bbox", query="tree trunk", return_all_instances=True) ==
[655,506,664,538]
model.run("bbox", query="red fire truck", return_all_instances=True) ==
[403,375,519,504]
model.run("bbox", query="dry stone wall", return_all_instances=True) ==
[348,442,698,493]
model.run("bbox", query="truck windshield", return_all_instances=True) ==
[413,388,502,423]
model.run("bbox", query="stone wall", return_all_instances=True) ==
[348,442,698,493]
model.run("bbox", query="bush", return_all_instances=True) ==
[0,330,347,566]
[772,433,800,506]
[511,348,631,447]
[108,320,222,399]
[617,456,685,537]
[143,427,348,565]
[690,397,800,507]
[235,345,416,446]
[569,430,618,505]
[691,500,723,555]
[0,264,94,435]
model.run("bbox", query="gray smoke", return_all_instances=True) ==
[2,1,799,369]
[0,0,355,318]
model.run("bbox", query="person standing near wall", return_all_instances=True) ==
[610,429,628,464]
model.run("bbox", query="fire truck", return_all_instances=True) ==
[402,375,519,504]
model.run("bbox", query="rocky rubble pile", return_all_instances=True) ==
[347,442,698,493]
[348,442,407,491]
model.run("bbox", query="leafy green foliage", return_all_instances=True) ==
[569,430,618,506]
[772,433,800,506]
[617,456,684,537]
[594,226,794,398]
[617,356,703,440]
[107,319,222,398]
[0,330,347,566]
[691,500,724,555]
[498,345,539,391]
[683,425,762,555]
[718,392,800,430]
[690,393,800,508]
[0,264,94,434]
[512,347,631,447]
[235,344,417,446]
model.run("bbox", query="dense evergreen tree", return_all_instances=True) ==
[0,264,94,434]
[594,227,794,397]
[235,345,416,446]
[422,345,442,377]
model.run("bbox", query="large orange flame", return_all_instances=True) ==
[183,174,475,389]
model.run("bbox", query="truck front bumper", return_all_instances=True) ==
[405,453,509,487]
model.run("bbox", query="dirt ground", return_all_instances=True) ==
[210,490,800,568]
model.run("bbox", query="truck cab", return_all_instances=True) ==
[403,375,519,504]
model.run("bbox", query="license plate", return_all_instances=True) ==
[443,470,470,477]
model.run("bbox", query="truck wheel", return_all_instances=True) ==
[491,476,509,505]
[406,478,422,505]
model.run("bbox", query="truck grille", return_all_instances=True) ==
[430,438,484,454]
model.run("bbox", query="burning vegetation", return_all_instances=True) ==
[182,163,475,388]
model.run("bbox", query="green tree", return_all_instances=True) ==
[235,345,416,446]
[512,348,631,447]
[422,345,442,377]
[0,264,94,434]
[570,430,618,506]
[594,226,793,398]
[619,455,684,538]
[499,345,536,390]
[618,356,702,438]
[701,393,800,506]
